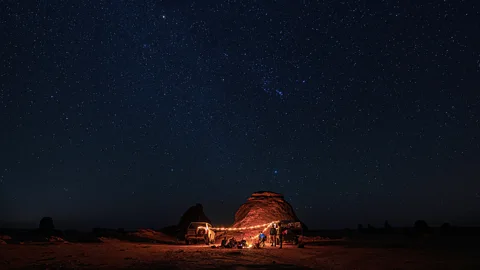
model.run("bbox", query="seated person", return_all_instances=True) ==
[221,237,227,247]
[226,237,236,248]
[237,239,247,249]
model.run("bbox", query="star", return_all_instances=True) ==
[1,0,478,232]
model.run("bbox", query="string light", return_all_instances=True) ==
[198,220,301,233]
[198,220,301,246]
[208,221,279,231]
[196,221,303,247]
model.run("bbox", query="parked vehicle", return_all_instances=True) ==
[184,222,215,245]
[275,220,303,245]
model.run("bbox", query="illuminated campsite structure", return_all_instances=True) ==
[191,191,305,247]
[198,220,303,247]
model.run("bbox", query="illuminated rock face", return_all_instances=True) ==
[233,191,301,228]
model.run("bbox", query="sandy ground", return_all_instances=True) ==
[1,241,479,270]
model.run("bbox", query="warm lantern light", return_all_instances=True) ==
[210,221,278,231]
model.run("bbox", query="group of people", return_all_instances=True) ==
[218,223,296,249]
[220,237,247,248]
[258,223,288,249]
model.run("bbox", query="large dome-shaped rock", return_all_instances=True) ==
[233,191,303,228]
[177,203,212,231]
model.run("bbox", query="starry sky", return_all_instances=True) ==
[1,0,480,230]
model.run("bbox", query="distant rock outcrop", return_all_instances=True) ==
[48,236,67,243]
[177,203,212,232]
[233,191,305,229]
[0,234,12,241]
[414,220,430,234]
[39,217,55,231]
[128,229,177,244]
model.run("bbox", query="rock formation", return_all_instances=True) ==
[128,229,177,244]
[39,217,55,231]
[177,203,212,232]
[233,191,304,228]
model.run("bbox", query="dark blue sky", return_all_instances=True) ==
[1,0,479,230]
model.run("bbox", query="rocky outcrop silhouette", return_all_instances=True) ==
[39,217,55,231]
[414,220,430,234]
[128,229,177,244]
[233,191,305,229]
[177,203,212,232]
[159,203,212,239]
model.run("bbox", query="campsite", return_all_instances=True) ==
[1,229,480,269]
[1,191,479,269]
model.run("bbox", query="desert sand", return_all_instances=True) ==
[1,240,479,270]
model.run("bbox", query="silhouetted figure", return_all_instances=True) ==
[39,217,55,231]
[239,239,247,248]
[258,231,266,247]
[269,225,277,247]
[279,227,286,249]
[278,229,283,248]
[222,237,236,248]
[221,237,227,247]
[357,224,363,232]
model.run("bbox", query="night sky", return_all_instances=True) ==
[1,1,479,230]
